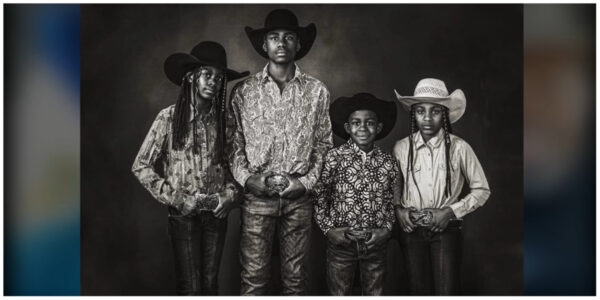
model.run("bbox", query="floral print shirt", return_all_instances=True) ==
[132,103,238,208]
[313,140,401,234]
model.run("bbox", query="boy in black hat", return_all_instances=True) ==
[132,41,249,295]
[313,93,402,295]
[227,8,332,295]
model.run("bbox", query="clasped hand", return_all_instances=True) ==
[245,172,306,199]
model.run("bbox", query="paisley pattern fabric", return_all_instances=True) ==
[226,64,333,191]
[313,140,401,234]
[132,104,238,207]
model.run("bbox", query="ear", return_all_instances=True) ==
[262,42,267,52]
[376,122,383,134]
[344,122,351,135]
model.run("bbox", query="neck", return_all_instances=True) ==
[267,61,296,84]
[195,95,213,113]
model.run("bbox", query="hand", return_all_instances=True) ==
[213,188,236,219]
[395,207,416,233]
[326,227,351,247]
[279,175,306,199]
[425,207,456,233]
[366,228,392,250]
[179,193,198,216]
[245,172,273,197]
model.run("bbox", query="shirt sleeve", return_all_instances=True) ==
[448,142,491,219]
[313,150,336,235]
[131,109,180,207]
[226,83,253,187]
[382,157,401,231]
[392,140,410,207]
[298,86,333,191]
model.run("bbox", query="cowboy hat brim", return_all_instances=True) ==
[394,89,466,124]
[245,23,316,61]
[330,94,397,141]
[164,53,250,86]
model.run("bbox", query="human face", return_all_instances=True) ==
[193,66,224,100]
[413,103,444,141]
[344,110,382,152]
[263,29,300,64]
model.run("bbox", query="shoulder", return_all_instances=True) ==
[155,105,176,123]
[448,134,473,153]
[231,72,262,94]
[376,147,396,162]
[392,136,411,156]
[325,144,346,160]
[302,73,330,94]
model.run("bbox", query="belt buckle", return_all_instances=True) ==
[344,229,372,257]
[265,173,290,194]
[409,209,433,227]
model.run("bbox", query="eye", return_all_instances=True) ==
[367,121,376,127]
[416,109,425,115]
[351,121,360,126]
[432,109,442,115]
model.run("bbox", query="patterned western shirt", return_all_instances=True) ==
[227,63,333,215]
[393,130,491,219]
[132,103,238,208]
[313,140,401,234]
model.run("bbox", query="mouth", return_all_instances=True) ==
[203,88,215,95]
[422,125,434,130]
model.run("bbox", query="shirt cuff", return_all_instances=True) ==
[449,201,466,219]
[236,170,253,189]
[297,175,313,192]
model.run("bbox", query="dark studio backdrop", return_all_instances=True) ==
[81,4,522,295]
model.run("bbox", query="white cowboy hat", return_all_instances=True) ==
[394,78,466,123]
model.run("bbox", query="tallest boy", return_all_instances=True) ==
[227,8,332,295]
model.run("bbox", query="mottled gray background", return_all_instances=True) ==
[81,4,523,295]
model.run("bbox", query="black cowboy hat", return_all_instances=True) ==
[245,9,316,60]
[164,41,250,85]
[330,93,397,141]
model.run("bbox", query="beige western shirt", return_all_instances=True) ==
[393,130,491,219]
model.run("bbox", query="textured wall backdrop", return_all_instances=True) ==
[81,4,523,295]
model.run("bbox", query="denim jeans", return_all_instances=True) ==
[326,237,387,295]
[398,222,462,295]
[167,209,228,295]
[239,201,312,295]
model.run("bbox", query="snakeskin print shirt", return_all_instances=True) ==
[132,104,237,208]
[227,64,333,194]
[313,140,401,234]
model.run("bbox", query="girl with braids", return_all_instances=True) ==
[132,41,248,295]
[392,78,491,295]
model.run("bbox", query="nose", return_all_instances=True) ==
[277,39,286,49]
[423,112,432,121]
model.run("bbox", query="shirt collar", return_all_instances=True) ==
[346,139,378,157]
[413,129,445,149]
[259,63,305,86]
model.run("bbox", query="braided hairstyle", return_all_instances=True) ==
[171,67,228,163]
[172,70,196,151]
[441,107,453,199]
[406,105,454,206]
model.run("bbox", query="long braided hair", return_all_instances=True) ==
[405,105,454,206]
[171,67,228,163]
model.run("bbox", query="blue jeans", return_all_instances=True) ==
[326,237,387,295]
[239,201,312,295]
[167,209,228,295]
